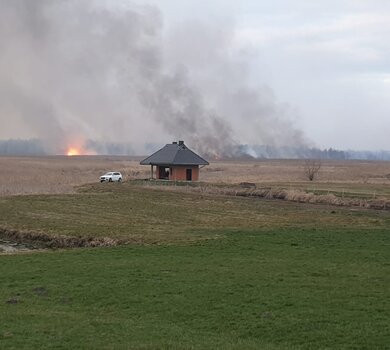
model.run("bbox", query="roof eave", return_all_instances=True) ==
[140,162,209,166]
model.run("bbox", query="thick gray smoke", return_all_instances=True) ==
[0,0,308,157]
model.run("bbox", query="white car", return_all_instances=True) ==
[100,172,123,183]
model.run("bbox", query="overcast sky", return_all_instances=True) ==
[150,0,390,150]
[1,0,389,153]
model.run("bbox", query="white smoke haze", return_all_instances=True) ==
[0,0,309,158]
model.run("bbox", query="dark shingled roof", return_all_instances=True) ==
[140,141,209,166]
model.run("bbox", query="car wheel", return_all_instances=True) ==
[118,178,122,182]
[100,180,104,183]
[109,178,112,182]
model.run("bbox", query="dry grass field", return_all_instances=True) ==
[1,156,390,349]
[1,156,390,197]
[0,156,147,196]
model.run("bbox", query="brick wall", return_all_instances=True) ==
[170,166,199,181]
[155,165,200,181]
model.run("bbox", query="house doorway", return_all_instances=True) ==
[158,167,170,180]
[186,168,192,181]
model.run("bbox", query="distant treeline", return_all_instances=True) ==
[345,150,390,160]
[239,145,390,160]
[0,139,46,155]
[1,139,390,160]
[85,140,135,156]
[239,145,347,160]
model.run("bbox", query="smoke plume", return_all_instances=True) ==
[0,0,308,157]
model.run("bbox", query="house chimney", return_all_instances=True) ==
[173,141,178,144]
[178,140,184,145]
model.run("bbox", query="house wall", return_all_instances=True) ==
[164,166,199,181]
[155,165,200,181]
[170,166,199,181]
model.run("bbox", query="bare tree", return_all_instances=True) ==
[304,159,322,181]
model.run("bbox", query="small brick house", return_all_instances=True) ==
[140,141,209,181]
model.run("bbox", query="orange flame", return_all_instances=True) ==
[66,147,81,156]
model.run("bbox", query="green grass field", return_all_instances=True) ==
[1,182,389,349]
